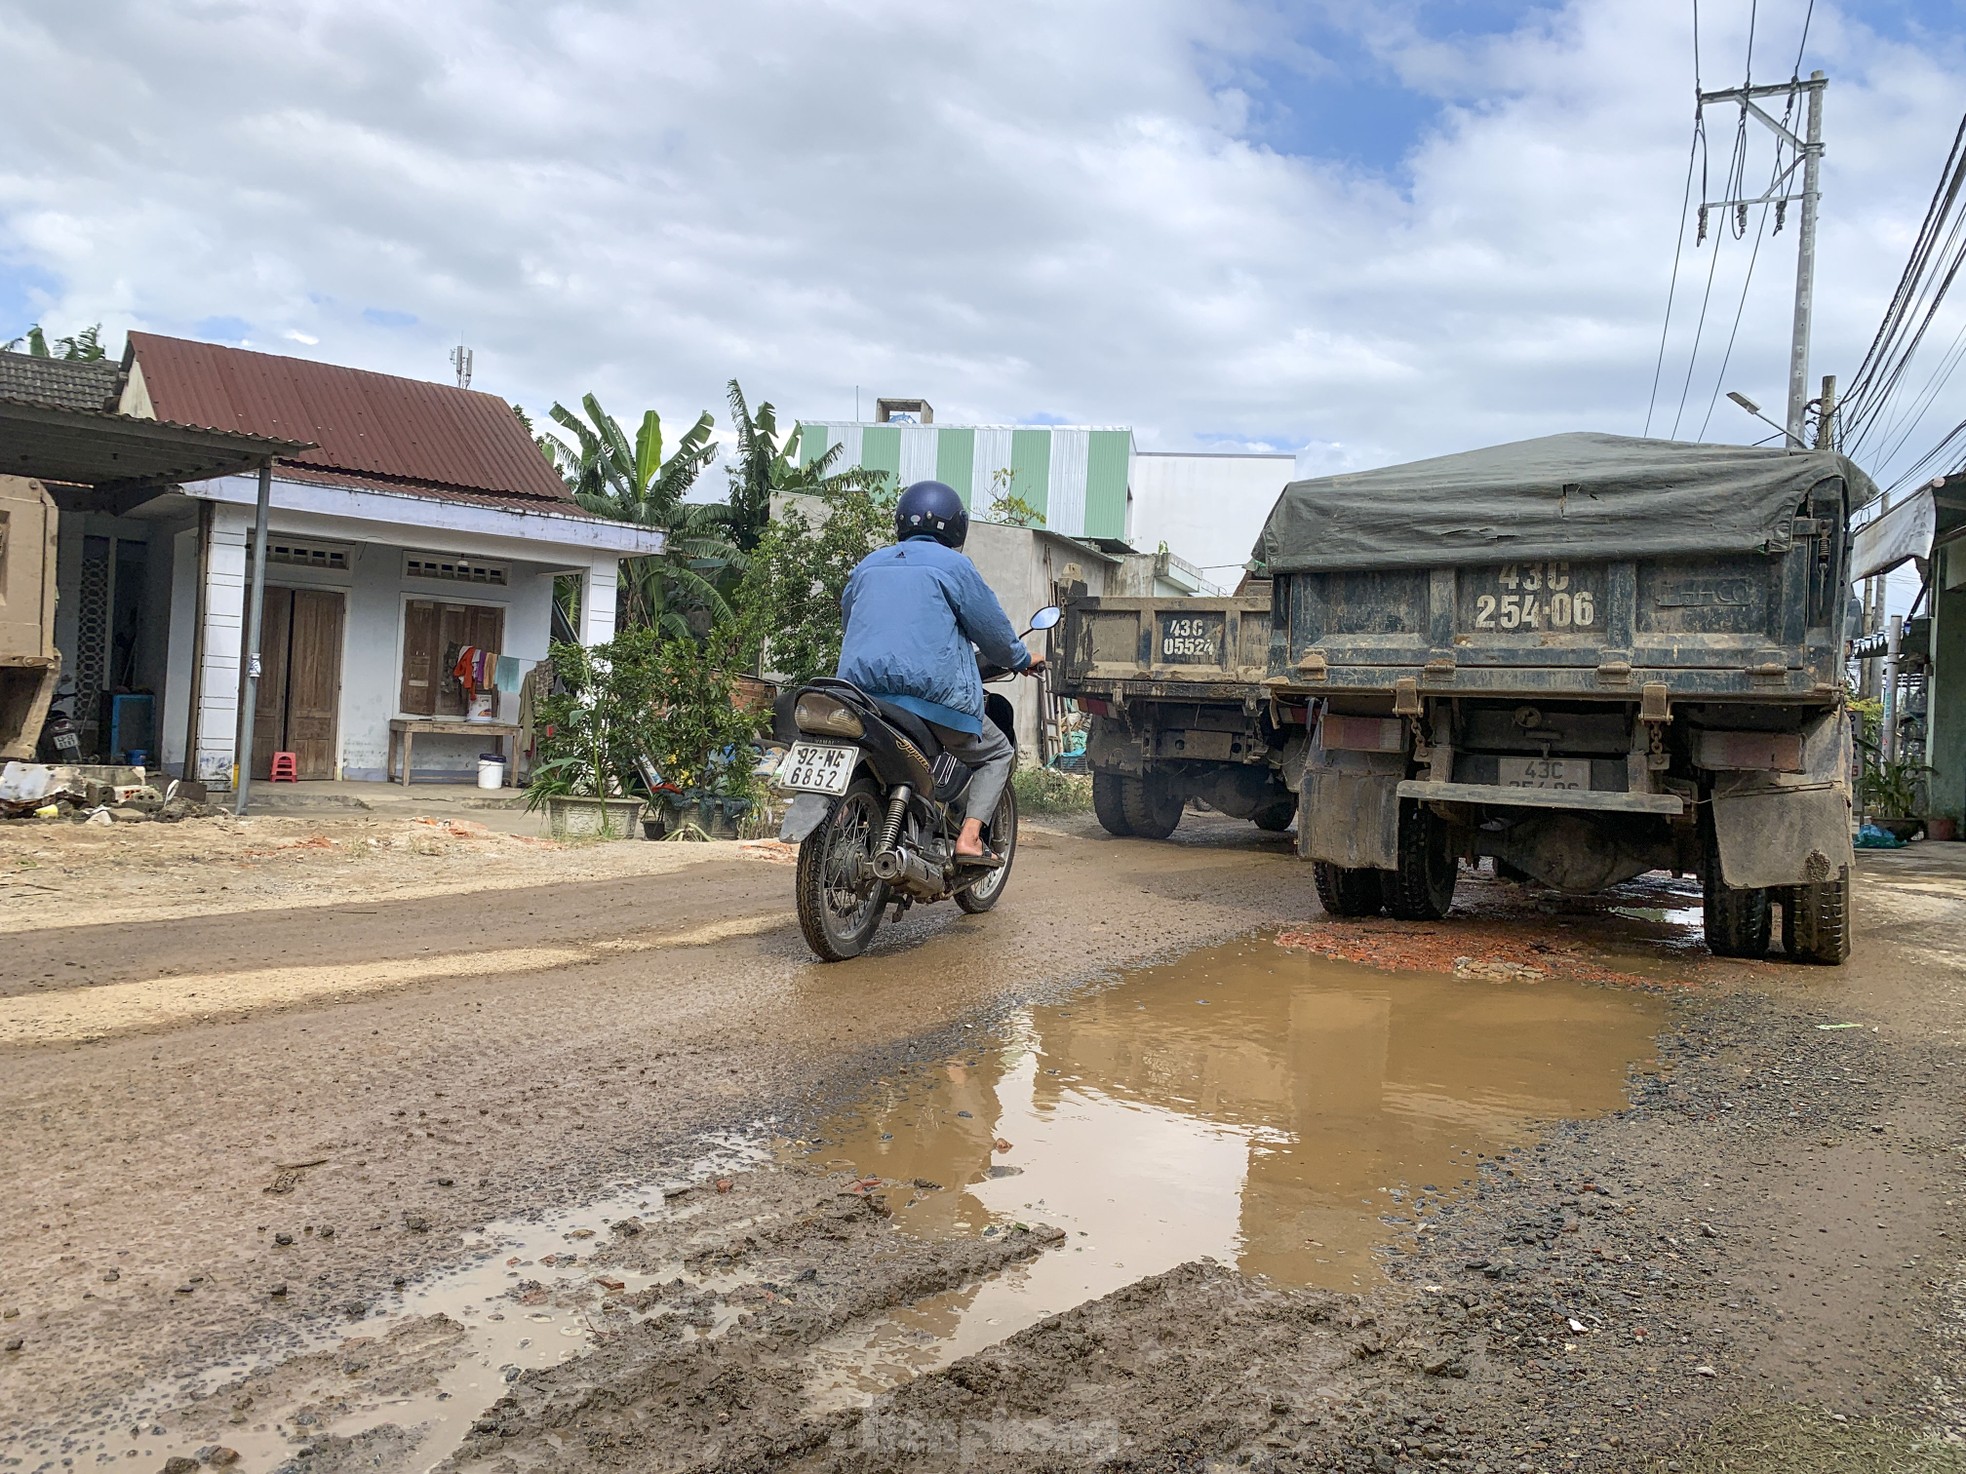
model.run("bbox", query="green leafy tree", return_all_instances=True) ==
[543,393,734,638]
[736,479,899,685]
[5,323,106,360]
[982,466,1043,528]
[528,625,767,820]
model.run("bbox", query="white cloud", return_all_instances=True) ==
[2,0,1963,572]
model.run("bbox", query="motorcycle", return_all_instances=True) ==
[36,679,82,766]
[775,606,1061,961]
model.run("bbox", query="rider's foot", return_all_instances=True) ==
[954,815,990,863]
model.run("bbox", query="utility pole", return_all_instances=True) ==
[1697,70,1827,447]
[1817,373,1836,449]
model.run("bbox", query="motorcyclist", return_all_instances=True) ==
[837,480,1044,867]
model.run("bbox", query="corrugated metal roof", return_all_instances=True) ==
[0,399,308,490]
[127,332,575,509]
[0,352,123,413]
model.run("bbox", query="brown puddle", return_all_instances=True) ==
[794,936,1666,1402]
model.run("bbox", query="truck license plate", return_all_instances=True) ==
[777,741,858,795]
[1499,756,1585,791]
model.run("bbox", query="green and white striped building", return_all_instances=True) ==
[796,421,1135,543]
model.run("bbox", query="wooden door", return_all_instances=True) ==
[250,588,294,779]
[285,589,345,778]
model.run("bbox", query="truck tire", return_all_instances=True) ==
[1119,775,1184,840]
[1314,861,1383,917]
[1252,800,1296,832]
[1092,772,1133,837]
[1701,835,1771,959]
[1782,871,1851,965]
[1383,800,1457,921]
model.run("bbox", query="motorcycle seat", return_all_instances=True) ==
[870,698,943,761]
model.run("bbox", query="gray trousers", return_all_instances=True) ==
[928,719,1015,825]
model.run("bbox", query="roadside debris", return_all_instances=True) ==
[0,761,216,823]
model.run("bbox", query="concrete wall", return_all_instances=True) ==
[964,522,1112,753]
[1929,542,1966,822]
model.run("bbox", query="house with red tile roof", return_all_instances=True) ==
[12,333,662,784]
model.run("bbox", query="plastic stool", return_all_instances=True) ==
[269,752,300,782]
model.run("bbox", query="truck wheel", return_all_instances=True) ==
[1092,772,1133,837]
[1782,870,1851,965]
[1252,801,1296,833]
[1314,861,1383,917]
[1384,800,1457,921]
[1701,843,1771,959]
[1119,775,1183,840]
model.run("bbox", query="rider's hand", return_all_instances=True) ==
[1024,655,1047,676]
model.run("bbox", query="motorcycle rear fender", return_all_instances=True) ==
[780,792,835,843]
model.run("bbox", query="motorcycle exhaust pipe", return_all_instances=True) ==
[871,844,944,896]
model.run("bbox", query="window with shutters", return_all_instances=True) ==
[398,599,506,716]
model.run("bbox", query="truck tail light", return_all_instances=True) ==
[1317,714,1406,753]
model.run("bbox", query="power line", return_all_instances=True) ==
[1671,219,1729,438]
[1646,1,1710,437]
[1645,132,1704,436]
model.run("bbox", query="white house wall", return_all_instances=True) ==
[163,477,630,785]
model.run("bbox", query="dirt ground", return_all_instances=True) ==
[0,808,1961,1473]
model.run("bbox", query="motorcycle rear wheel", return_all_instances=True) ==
[796,779,889,961]
[956,784,1019,914]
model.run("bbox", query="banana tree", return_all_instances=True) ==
[544,394,735,638]
[725,378,887,551]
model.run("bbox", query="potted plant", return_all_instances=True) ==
[1859,753,1929,842]
[634,636,770,840]
[526,635,664,840]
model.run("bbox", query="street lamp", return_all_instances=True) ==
[1726,391,1805,448]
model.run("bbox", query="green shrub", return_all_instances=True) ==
[1012,764,1093,814]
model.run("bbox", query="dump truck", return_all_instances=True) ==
[1254,432,1861,964]
[1054,587,1300,838]
[0,476,60,762]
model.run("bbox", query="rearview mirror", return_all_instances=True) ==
[1029,605,1062,631]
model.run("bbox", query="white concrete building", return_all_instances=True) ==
[31,334,660,784]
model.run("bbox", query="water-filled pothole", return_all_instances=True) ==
[793,935,1666,1402]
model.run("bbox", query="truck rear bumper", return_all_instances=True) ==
[1395,779,1684,816]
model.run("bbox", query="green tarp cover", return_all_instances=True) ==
[1252,432,1874,573]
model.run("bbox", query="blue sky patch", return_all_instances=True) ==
[362,307,419,329]
[194,314,252,342]
[1222,1,1559,175]
[0,262,63,340]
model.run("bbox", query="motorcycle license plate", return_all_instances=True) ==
[1498,756,1585,791]
[777,741,857,795]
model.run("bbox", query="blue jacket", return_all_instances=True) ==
[837,537,1031,734]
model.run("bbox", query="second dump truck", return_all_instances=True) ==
[1253,432,1862,964]
[1055,587,1299,839]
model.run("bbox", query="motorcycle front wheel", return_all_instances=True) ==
[955,783,1018,914]
[796,778,889,961]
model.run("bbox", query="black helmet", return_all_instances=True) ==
[894,479,969,549]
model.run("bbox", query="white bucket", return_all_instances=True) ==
[477,758,505,790]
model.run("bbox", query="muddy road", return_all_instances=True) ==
[2,815,1963,1473]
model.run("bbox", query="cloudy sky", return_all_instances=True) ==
[4,0,1965,570]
